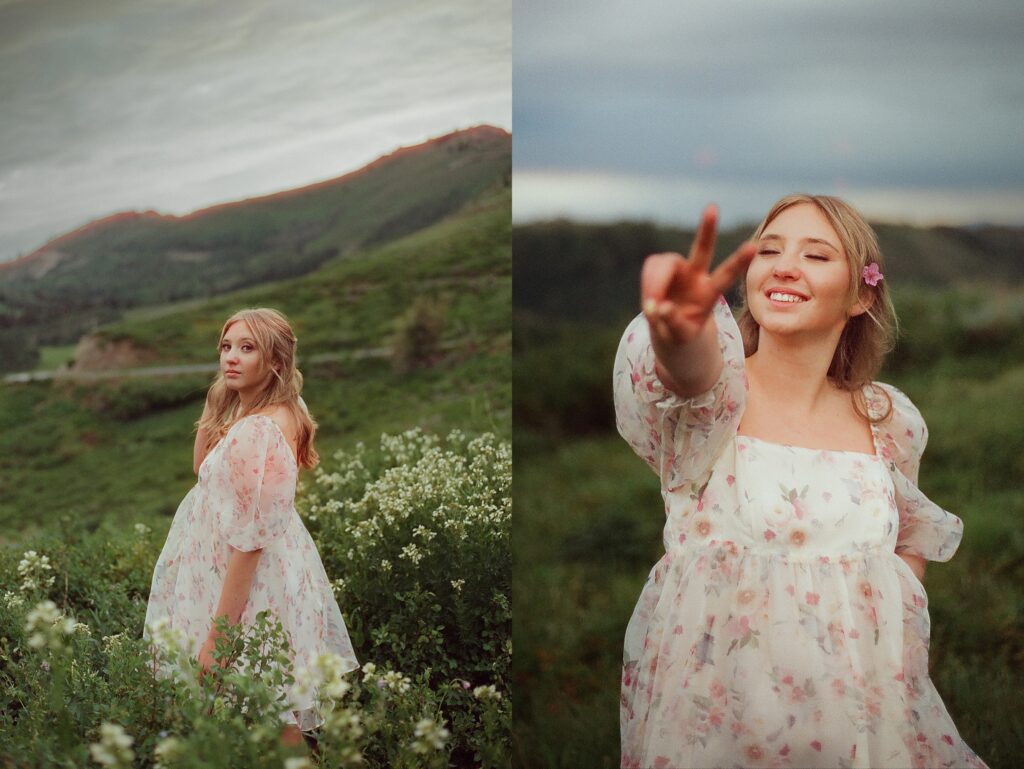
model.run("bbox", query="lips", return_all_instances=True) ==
[764,287,809,300]
[765,286,811,305]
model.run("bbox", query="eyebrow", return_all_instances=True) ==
[760,233,840,252]
[221,337,256,344]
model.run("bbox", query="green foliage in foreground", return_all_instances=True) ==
[0,429,511,768]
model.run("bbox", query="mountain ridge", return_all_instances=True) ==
[1,124,509,274]
[0,124,510,371]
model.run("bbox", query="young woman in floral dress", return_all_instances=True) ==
[614,194,988,768]
[144,308,358,749]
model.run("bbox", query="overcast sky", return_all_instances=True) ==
[0,0,510,262]
[513,0,1024,228]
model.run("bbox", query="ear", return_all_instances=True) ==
[849,289,875,318]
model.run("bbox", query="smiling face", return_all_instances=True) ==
[745,202,867,341]
[219,320,273,395]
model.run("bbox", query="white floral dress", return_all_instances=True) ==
[144,414,358,731]
[613,297,988,769]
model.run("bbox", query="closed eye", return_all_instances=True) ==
[805,255,828,261]
[757,249,780,256]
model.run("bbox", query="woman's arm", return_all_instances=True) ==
[641,206,755,398]
[197,546,262,671]
[898,552,926,582]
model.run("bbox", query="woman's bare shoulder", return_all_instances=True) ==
[252,404,298,440]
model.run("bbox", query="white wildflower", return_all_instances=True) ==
[146,617,186,658]
[399,543,423,564]
[2,590,24,610]
[379,670,411,693]
[379,559,392,573]
[450,579,465,593]
[284,758,315,769]
[412,524,436,542]
[17,550,55,593]
[153,736,183,768]
[292,652,354,704]
[24,600,76,652]
[89,722,135,768]
[134,523,151,537]
[102,633,126,652]
[411,717,450,754]
[473,684,502,701]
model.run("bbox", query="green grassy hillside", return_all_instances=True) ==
[0,126,510,372]
[0,186,510,541]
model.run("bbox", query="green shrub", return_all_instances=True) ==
[0,428,511,768]
[391,298,447,374]
[300,428,512,759]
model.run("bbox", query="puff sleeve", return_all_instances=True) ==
[210,416,297,552]
[871,382,964,562]
[612,295,746,493]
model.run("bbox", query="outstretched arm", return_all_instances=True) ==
[641,205,755,398]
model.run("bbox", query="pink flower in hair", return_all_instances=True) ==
[862,262,883,286]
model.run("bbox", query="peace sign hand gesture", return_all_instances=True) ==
[640,205,756,396]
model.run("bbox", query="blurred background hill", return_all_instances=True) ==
[0,127,511,541]
[512,218,1024,768]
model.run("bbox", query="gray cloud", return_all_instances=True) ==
[0,0,510,260]
[513,0,1024,225]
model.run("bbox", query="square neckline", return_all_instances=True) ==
[735,432,881,460]
[734,382,882,460]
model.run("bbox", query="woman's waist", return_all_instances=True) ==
[660,536,897,564]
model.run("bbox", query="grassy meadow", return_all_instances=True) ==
[512,228,1024,768]
[0,188,510,541]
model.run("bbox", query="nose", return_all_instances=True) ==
[771,248,802,280]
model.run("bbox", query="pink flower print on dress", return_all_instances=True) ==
[862,262,884,286]
[780,485,809,520]
[743,744,765,762]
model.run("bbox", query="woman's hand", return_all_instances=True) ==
[197,633,218,679]
[640,205,756,395]
[642,205,756,348]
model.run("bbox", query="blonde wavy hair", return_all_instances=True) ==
[735,194,898,423]
[197,307,319,469]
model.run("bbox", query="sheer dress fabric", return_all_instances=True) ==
[144,414,358,732]
[613,296,988,769]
